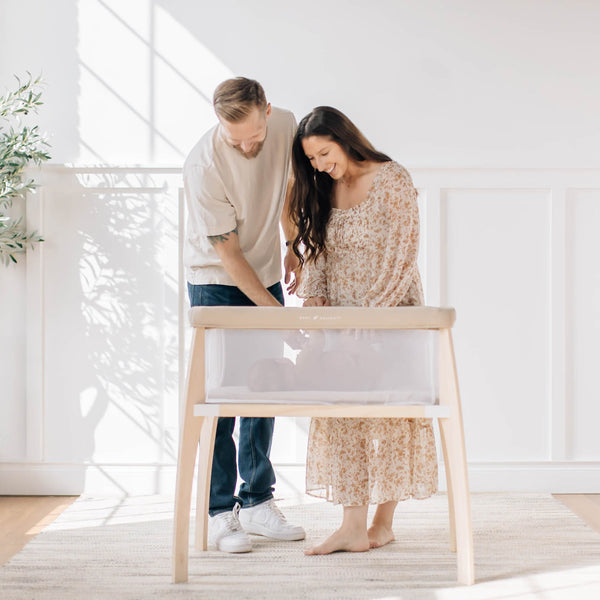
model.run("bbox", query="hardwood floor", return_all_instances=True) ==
[1,494,599,567]
[554,494,600,535]
[0,496,78,566]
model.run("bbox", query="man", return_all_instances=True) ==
[183,77,303,553]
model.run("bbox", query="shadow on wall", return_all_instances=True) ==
[43,168,181,493]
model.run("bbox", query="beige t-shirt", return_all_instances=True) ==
[183,107,296,287]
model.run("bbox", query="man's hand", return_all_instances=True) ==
[284,246,301,295]
[303,296,330,307]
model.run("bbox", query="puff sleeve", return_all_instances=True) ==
[297,253,328,300]
[362,165,420,307]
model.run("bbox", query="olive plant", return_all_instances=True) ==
[0,74,51,265]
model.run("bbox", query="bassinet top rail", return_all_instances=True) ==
[188,306,456,330]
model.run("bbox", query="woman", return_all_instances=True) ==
[290,107,437,555]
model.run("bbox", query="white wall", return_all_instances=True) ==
[1,0,599,167]
[1,1,599,495]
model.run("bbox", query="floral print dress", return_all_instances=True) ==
[299,161,438,505]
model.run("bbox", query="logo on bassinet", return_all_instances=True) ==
[299,315,342,321]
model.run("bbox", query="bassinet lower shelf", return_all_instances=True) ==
[195,402,450,418]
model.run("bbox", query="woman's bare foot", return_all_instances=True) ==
[305,527,370,555]
[367,523,395,548]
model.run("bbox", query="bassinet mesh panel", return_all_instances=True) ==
[204,328,438,405]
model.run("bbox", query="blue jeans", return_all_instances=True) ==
[187,282,283,516]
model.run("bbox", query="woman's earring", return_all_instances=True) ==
[313,169,317,183]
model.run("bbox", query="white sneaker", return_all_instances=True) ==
[208,503,252,553]
[239,499,305,541]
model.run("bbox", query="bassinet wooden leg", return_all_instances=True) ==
[172,329,206,584]
[173,416,203,583]
[439,423,457,552]
[195,416,218,551]
[439,328,474,585]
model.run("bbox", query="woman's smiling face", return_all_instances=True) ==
[301,136,349,180]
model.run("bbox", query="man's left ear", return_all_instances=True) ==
[265,103,272,118]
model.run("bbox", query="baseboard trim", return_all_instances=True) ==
[464,462,600,493]
[0,463,177,496]
[1,461,600,496]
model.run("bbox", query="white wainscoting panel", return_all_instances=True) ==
[568,189,600,461]
[41,170,178,465]
[444,188,551,461]
[0,197,28,461]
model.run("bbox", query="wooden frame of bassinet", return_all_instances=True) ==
[172,306,474,585]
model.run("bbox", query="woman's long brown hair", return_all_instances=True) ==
[290,106,391,265]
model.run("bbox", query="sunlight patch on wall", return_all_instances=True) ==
[153,4,233,161]
[80,387,99,419]
[78,0,152,163]
[76,0,233,164]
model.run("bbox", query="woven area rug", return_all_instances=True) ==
[1,493,600,599]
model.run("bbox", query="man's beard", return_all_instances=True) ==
[233,139,266,160]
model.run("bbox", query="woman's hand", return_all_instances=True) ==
[303,296,330,307]
[284,247,301,295]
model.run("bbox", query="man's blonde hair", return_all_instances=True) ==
[213,77,267,122]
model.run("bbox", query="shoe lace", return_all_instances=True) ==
[263,499,288,524]
[221,502,243,533]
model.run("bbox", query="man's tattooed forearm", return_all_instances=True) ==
[207,226,238,246]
